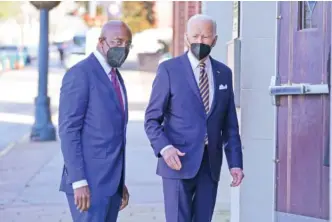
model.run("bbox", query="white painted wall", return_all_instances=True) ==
[202,1,233,63]
[239,1,278,222]
[202,1,234,211]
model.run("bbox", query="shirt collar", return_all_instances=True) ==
[93,50,112,75]
[187,50,211,70]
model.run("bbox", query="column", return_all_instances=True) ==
[239,2,278,222]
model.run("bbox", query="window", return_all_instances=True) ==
[299,1,317,29]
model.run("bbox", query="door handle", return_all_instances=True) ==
[269,76,329,106]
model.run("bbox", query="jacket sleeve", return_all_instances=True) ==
[222,68,243,169]
[58,67,89,183]
[144,63,171,157]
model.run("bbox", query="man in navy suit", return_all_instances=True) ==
[58,20,131,222]
[144,14,244,221]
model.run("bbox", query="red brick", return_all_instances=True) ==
[172,1,201,56]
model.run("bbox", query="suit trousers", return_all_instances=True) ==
[162,148,219,222]
[66,181,123,222]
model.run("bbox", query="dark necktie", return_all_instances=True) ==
[109,68,124,114]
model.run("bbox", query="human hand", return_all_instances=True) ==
[119,185,129,211]
[162,146,185,170]
[74,185,91,212]
[230,168,244,187]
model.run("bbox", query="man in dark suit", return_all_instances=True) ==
[144,14,244,221]
[58,20,131,222]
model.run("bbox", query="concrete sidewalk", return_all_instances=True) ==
[0,122,230,222]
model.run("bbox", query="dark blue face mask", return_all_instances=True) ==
[106,46,130,68]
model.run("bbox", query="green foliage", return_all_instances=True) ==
[121,1,155,34]
[96,5,104,16]
[0,2,21,19]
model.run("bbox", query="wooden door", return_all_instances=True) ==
[276,1,330,221]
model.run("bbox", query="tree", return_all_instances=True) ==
[121,1,155,34]
[143,1,155,25]
[0,2,21,19]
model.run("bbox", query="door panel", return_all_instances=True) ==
[276,1,330,220]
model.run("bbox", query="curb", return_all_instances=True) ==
[0,112,59,159]
[0,133,30,158]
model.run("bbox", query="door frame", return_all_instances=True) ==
[273,1,280,220]
[330,8,332,221]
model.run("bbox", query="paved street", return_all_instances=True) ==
[0,66,230,221]
[0,66,63,155]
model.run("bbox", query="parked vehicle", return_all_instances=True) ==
[0,52,10,72]
[131,27,172,54]
[0,45,29,69]
[63,34,87,70]
[131,28,173,72]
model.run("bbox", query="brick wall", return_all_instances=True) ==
[172,1,201,56]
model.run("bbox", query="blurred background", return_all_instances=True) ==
[1,2,234,222]
[0,1,173,72]
[1,1,330,222]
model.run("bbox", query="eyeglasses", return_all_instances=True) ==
[101,37,132,49]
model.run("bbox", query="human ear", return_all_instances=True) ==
[211,35,218,47]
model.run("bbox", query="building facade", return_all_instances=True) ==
[172,1,201,56]
[172,1,331,221]
[154,1,173,29]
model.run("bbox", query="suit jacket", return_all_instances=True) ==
[144,52,243,182]
[58,53,128,197]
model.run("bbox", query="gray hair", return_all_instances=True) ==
[186,14,217,35]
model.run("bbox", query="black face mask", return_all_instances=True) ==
[190,43,211,60]
[106,46,129,68]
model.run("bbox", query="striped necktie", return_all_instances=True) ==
[199,62,209,145]
[199,62,209,113]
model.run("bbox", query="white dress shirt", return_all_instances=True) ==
[160,51,215,155]
[72,50,126,190]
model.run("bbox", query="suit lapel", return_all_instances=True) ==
[116,70,128,124]
[89,54,122,113]
[207,58,219,119]
[180,54,205,111]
